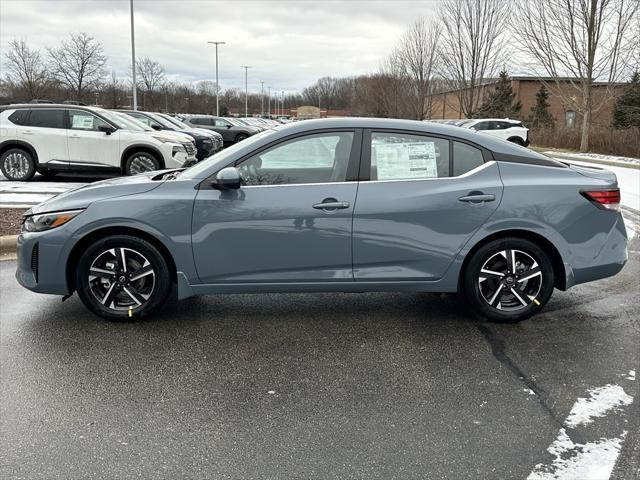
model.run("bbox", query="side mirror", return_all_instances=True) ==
[151,124,162,131]
[98,125,115,135]
[211,167,242,190]
[226,124,232,129]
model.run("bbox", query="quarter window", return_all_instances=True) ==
[68,110,110,131]
[453,142,484,176]
[370,132,450,180]
[26,109,65,129]
[8,109,29,126]
[236,132,354,185]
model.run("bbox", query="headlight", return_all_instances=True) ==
[172,145,186,157]
[22,209,83,232]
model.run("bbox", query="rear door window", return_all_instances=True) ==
[370,132,450,180]
[27,109,65,129]
[453,142,485,176]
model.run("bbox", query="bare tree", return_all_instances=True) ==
[47,32,106,101]
[3,39,50,100]
[439,0,509,118]
[513,0,639,151]
[394,18,440,120]
[136,57,165,109]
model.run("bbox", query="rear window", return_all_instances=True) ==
[27,109,65,129]
[8,109,29,126]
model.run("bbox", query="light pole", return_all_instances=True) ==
[240,65,251,117]
[207,41,225,116]
[129,0,137,110]
[268,86,271,118]
[260,81,264,117]
[281,90,285,117]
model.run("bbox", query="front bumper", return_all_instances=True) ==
[16,231,69,296]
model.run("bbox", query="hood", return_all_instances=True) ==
[30,171,166,214]
[153,130,193,144]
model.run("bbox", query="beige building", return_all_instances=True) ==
[429,77,622,128]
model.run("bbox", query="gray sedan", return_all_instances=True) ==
[15,118,627,322]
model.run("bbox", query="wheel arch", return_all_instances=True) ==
[120,144,165,172]
[506,136,524,145]
[0,139,39,164]
[459,229,567,291]
[66,226,177,293]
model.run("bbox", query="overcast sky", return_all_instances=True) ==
[0,0,442,94]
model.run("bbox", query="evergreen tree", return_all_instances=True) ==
[528,85,555,128]
[613,72,640,128]
[474,70,522,118]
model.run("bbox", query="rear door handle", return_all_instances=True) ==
[312,200,351,211]
[22,130,34,135]
[458,194,495,203]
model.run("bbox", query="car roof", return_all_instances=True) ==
[461,118,522,123]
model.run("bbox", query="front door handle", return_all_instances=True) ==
[22,130,34,135]
[458,194,495,203]
[312,199,351,211]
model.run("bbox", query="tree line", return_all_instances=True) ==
[2,0,638,152]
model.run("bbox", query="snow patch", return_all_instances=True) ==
[627,370,636,381]
[564,384,633,428]
[528,429,627,480]
[624,218,637,240]
[545,151,640,166]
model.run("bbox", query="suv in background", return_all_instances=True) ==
[119,110,223,160]
[182,115,261,145]
[0,104,196,180]
[459,118,530,146]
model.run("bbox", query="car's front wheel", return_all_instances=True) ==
[462,238,554,323]
[1,148,36,181]
[75,235,171,321]
[235,133,249,143]
[124,151,160,175]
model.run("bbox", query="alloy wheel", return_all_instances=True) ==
[88,247,155,311]
[128,154,157,174]
[3,152,30,179]
[477,249,543,312]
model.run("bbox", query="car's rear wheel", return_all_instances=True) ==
[235,133,249,143]
[75,235,171,321]
[124,151,160,175]
[462,238,554,323]
[1,148,36,181]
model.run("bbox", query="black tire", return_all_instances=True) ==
[1,148,36,181]
[462,238,554,323]
[124,151,161,175]
[38,169,57,179]
[235,133,249,143]
[75,235,172,321]
[508,137,525,146]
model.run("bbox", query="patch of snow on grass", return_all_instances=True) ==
[528,429,627,480]
[624,218,637,240]
[627,370,636,381]
[564,384,633,428]
[544,151,640,166]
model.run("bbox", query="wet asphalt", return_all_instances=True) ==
[1,220,638,479]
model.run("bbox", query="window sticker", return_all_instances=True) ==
[72,114,94,129]
[373,141,437,180]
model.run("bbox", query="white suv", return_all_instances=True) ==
[0,104,197,181]
[458,118,530,146]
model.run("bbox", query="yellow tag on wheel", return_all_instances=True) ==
[128,306,133,318]
[533,299,540,306]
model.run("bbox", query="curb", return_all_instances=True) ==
[0,234,18,256]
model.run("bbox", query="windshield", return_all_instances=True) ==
[159,113,190,129]
[148,112,179,130]
[99,109,152,131]
[225,118,243,126]
[180,129,275,179]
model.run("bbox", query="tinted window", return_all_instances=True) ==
[8,109,29,126]
[27,109,65,129]
[472,122,489,131]
[453,142,484,176]
[236,132,354,185]
[370,132,449,180]
[68,110,110,131]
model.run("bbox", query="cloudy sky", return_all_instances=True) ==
[0,0,442,93]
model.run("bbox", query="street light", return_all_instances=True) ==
[129,0,137,110]
[240,65,252,117]
[267,86,271,118]
[207,41,225,116]
[260,81,264,117]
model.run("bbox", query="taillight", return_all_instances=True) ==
[581,189,621,211]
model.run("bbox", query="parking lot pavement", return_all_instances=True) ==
[1,223,638,479]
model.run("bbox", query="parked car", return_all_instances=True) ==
[181,115,261,144]
[0,104,197,180]
[15,118,627,323]
[119,110,222,160]
[155,112,224,154]
[459,118,530,146]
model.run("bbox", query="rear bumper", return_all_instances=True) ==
[567,213,628,288]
